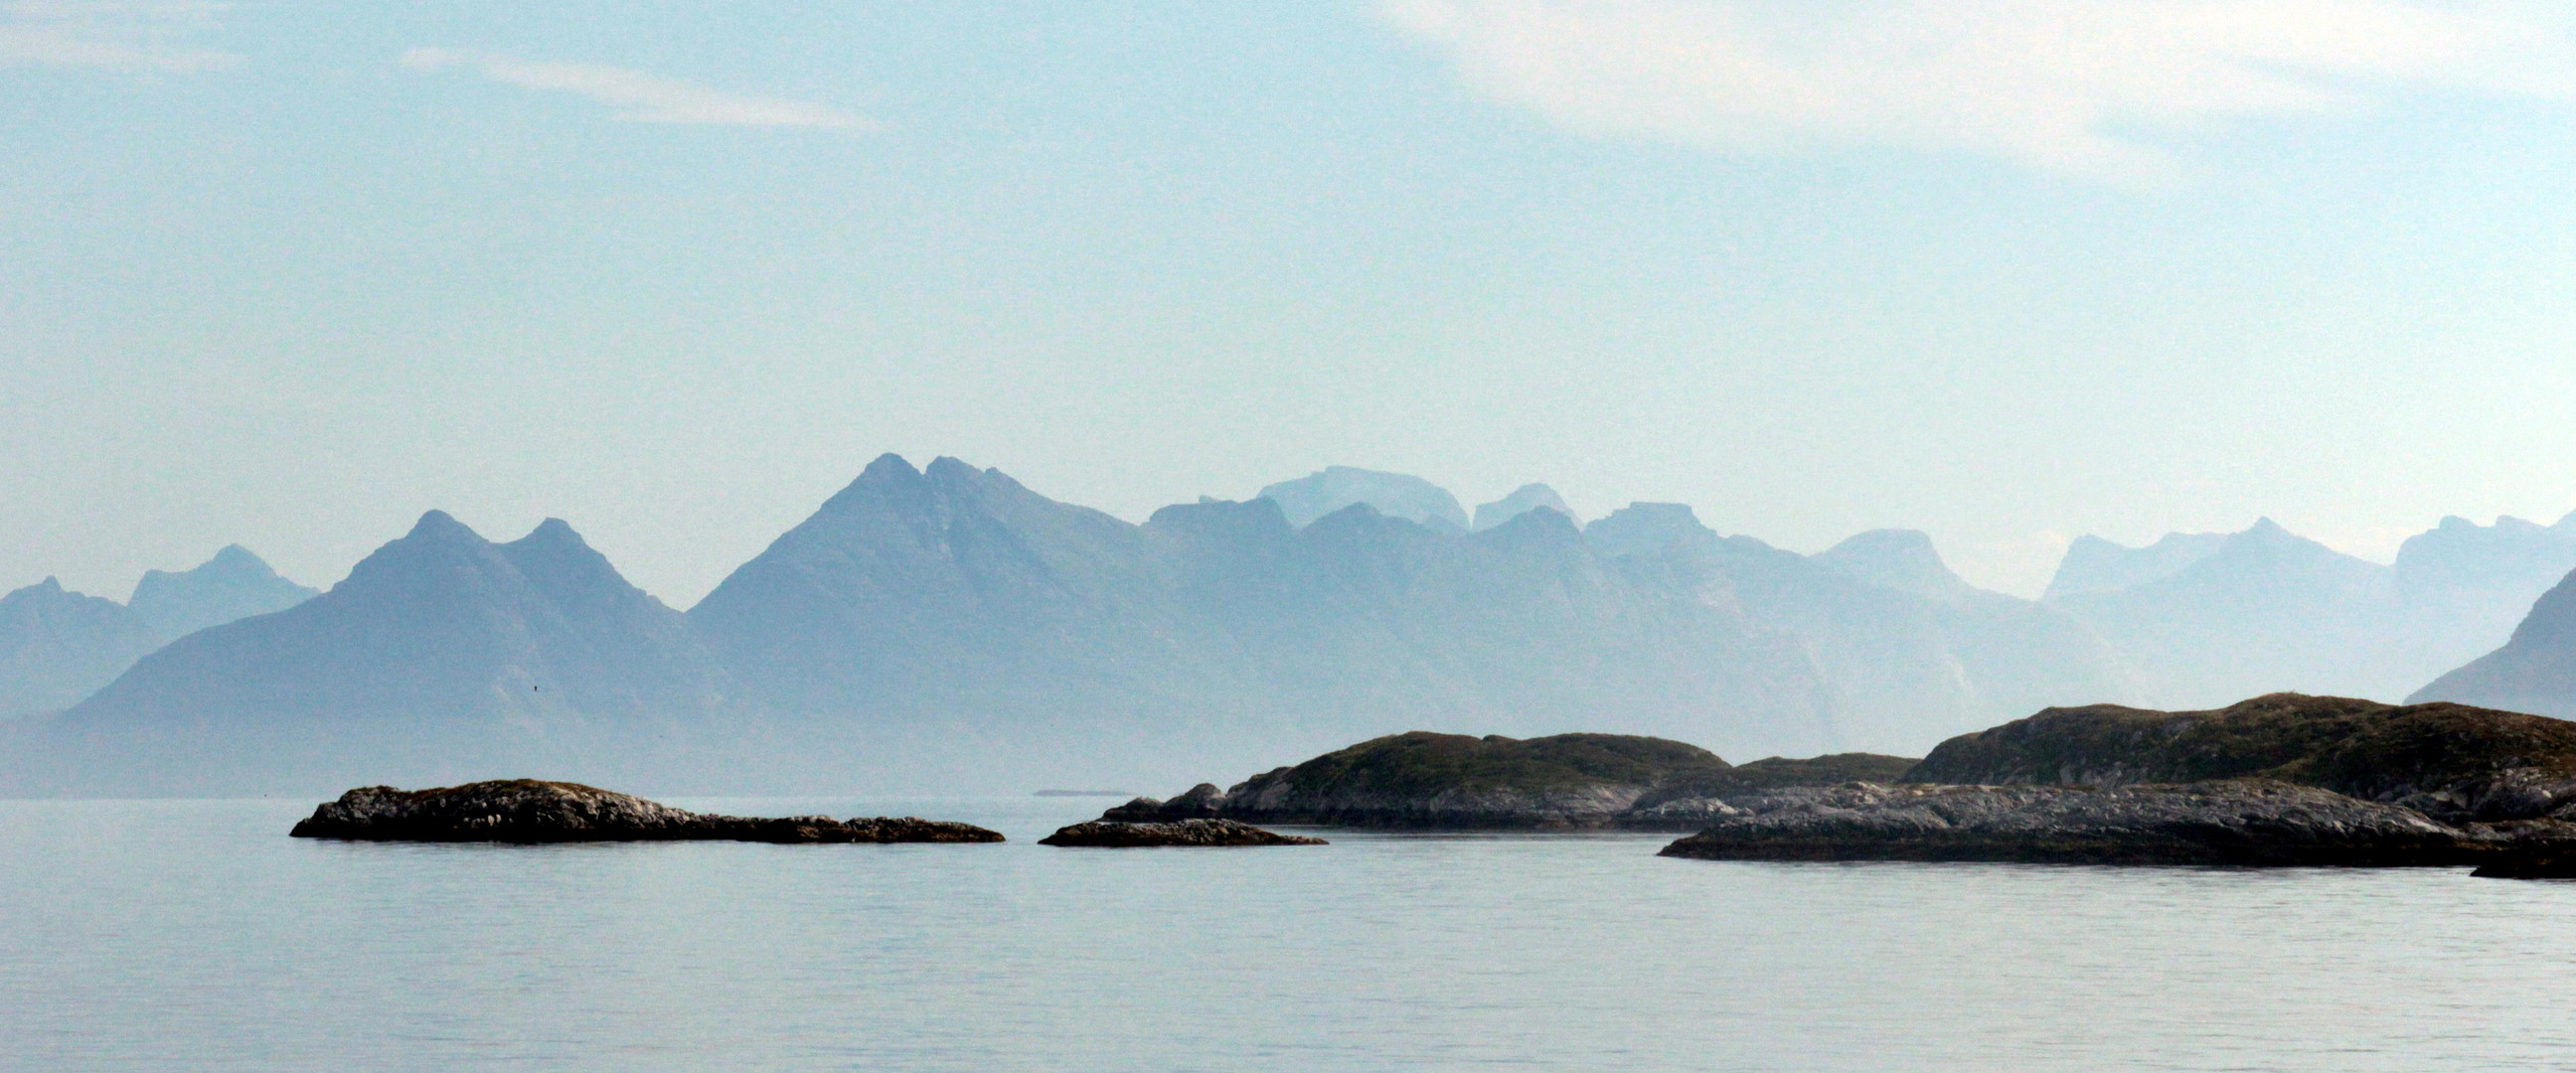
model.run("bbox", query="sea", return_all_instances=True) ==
[6,794,2574,1072]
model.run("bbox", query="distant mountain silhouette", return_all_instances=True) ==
[2046,515,2576,707]
[12,453,2565,798]
[7,514,735,795]
[127,544,316,642]
[1472,484,1576,532]
[2042,532,2229,601]
[0,579,157,719]
[2410,566,2576,716]
[1256,466,1470,531]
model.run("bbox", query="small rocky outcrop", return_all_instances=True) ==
[1103,782,1226,821]
[2472,853,2576,879]
[289,780,1004,843]
[1657,779,2574,866]
[1039,819,1326,847]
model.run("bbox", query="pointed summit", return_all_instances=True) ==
[128,545,316,643]
[37,509,731,796]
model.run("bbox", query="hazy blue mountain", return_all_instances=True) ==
[2409,566,2576,716]
[1471,484,1577,533]
[2047,514,2576,708]
[5,513,736,796]
[1585,511,2132,752]
[127,544,317,643]
[1811,529,1977,602]
[2048,520,2408,706]
[1256,466,1470,532]
[0,579,159,719]
[690,456,1841,788]
[2041,532,2229,601]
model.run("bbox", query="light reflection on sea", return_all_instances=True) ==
[4,795,2572,1072]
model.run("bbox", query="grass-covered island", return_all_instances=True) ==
[1666,693,2576,868]
[1103,730,1914,831]
[289,780,1004,843]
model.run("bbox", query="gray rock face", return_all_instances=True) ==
[0,578,158,719]
[1471,484,1576,533]
[1256,466,1470,531]
[289,780,1003,843]
[1656,780,2566,865]
[1039,818,1325,846]
[127,544,316,643]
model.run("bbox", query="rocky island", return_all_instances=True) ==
[1664,693,2576,867]
[1101,730,1911,831]
[289,780,1005,843]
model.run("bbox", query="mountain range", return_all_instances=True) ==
[4,457,2571,796]
[0,546,313,720]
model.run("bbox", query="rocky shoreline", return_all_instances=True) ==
[289,780,1004,843]
[1656,779,2574,866]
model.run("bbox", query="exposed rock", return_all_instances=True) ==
[2472,853,2576,879]
[1103,782,1225,821]
[1904,693,2576,825]
[1039,818,1325,847]
[1658,779,2570,866]
[288,780,1003,843]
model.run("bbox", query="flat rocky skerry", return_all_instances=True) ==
[1039,818,1326,847]
[289,779,1004,843]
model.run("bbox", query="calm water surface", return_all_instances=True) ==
[5,795,2573,1071]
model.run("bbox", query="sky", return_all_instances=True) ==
[6,0,2576,605]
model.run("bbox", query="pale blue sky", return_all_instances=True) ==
[7,1,2576,603]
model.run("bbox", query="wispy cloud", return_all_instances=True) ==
[0,0,239,72]
[1381,0,2576,182]
[401,48,873,130]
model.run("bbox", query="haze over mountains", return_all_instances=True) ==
[3,456,2571,797]
[0,547,314,720]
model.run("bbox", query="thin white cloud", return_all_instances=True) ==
[1381,0,2576,182]
[0,0,239,72]
[402,48,873,130]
